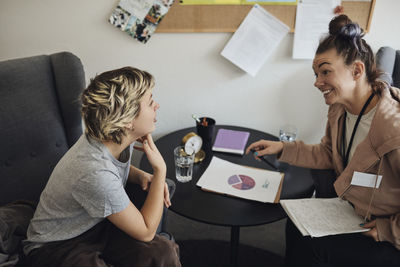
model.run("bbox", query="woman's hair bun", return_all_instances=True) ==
[329,14,364,39]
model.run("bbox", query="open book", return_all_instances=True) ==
[280,197,369,237]
[196,157,284,203]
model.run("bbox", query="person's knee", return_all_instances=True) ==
[150,234,181,266]
[103,229,181,267]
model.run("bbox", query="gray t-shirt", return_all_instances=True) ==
[26,134,132,245]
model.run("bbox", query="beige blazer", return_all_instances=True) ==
[280,84,400,250]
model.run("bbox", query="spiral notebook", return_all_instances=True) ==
[212,128,250,155]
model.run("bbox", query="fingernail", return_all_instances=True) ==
[254,152,258,156]
[359,223,364,227]
[144,140,148,144]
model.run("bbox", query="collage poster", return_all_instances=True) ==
[109,0,174,43]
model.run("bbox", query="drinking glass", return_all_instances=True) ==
[279,124,297,142]
[174,146,195,183]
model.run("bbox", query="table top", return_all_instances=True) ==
[140,125,314,227]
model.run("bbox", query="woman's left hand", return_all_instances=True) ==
[136,171,171,208]
[136,170,152,191]
[361,220,379,241]
[163,182,171,208]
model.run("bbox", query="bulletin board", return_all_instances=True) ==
[156,0,376,33]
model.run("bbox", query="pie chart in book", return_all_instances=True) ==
[227,174,255,190]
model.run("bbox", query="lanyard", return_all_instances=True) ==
[341,92,375,167]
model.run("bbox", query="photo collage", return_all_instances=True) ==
[109,0,174,43]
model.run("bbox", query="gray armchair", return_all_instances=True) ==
[0,52,85,205]
[0,52,85,266]
[376,46,400,87]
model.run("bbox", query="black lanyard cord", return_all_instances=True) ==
[342,92,375,167]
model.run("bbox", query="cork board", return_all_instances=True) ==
[156,0,376,33]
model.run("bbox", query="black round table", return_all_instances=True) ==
[140,125,314,267]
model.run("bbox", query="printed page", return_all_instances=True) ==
[221,4,289,76]
[181,0,297,4]
[246,0,297,4]
[280,198,369,237]
[197,157,283,203]
[292,0,341,59]
[280,202,310,236]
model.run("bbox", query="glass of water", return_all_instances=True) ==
[279,124,297,142]
[174,146,195,183]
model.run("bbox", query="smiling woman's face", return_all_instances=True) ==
[312,48,357,106]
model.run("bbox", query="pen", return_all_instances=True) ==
[202,117,208,127]
[251,149,279,171]
[191,114,201,123]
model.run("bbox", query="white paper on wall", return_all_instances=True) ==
[221,4,289,76]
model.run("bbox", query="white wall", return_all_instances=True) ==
[1,0,399,165]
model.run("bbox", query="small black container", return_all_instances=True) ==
[196,117,216,144]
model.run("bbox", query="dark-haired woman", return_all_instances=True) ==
[246,14,400,266]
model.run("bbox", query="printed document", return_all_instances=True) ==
[197,157,284,203]
[221,4,289,76]
[280,197,369,237]
[181,0,297,4]
[292,0,341,59]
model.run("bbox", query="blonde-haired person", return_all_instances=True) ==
[23,67,181,267]
[246,15,400,267]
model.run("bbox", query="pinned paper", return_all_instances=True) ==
[292,0,341,59]
[221,4,289,76]
[180,0,297,4]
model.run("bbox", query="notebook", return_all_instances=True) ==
[212,129,250,155]
[280,198,369,237]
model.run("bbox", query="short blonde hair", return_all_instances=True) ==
[81,67,154,144]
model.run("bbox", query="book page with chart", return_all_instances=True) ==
[280,198,369,237]
[196,157,284,203]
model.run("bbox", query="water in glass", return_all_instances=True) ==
[279,131,296,142]
[279,124,297,142]
[175,157,193,183]
[174,146,194,183]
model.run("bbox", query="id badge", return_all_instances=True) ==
[351,171,382,188]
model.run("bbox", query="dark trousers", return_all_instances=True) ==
[24,180,180,267]
[285,218,400,267]
[25,220,181,267]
